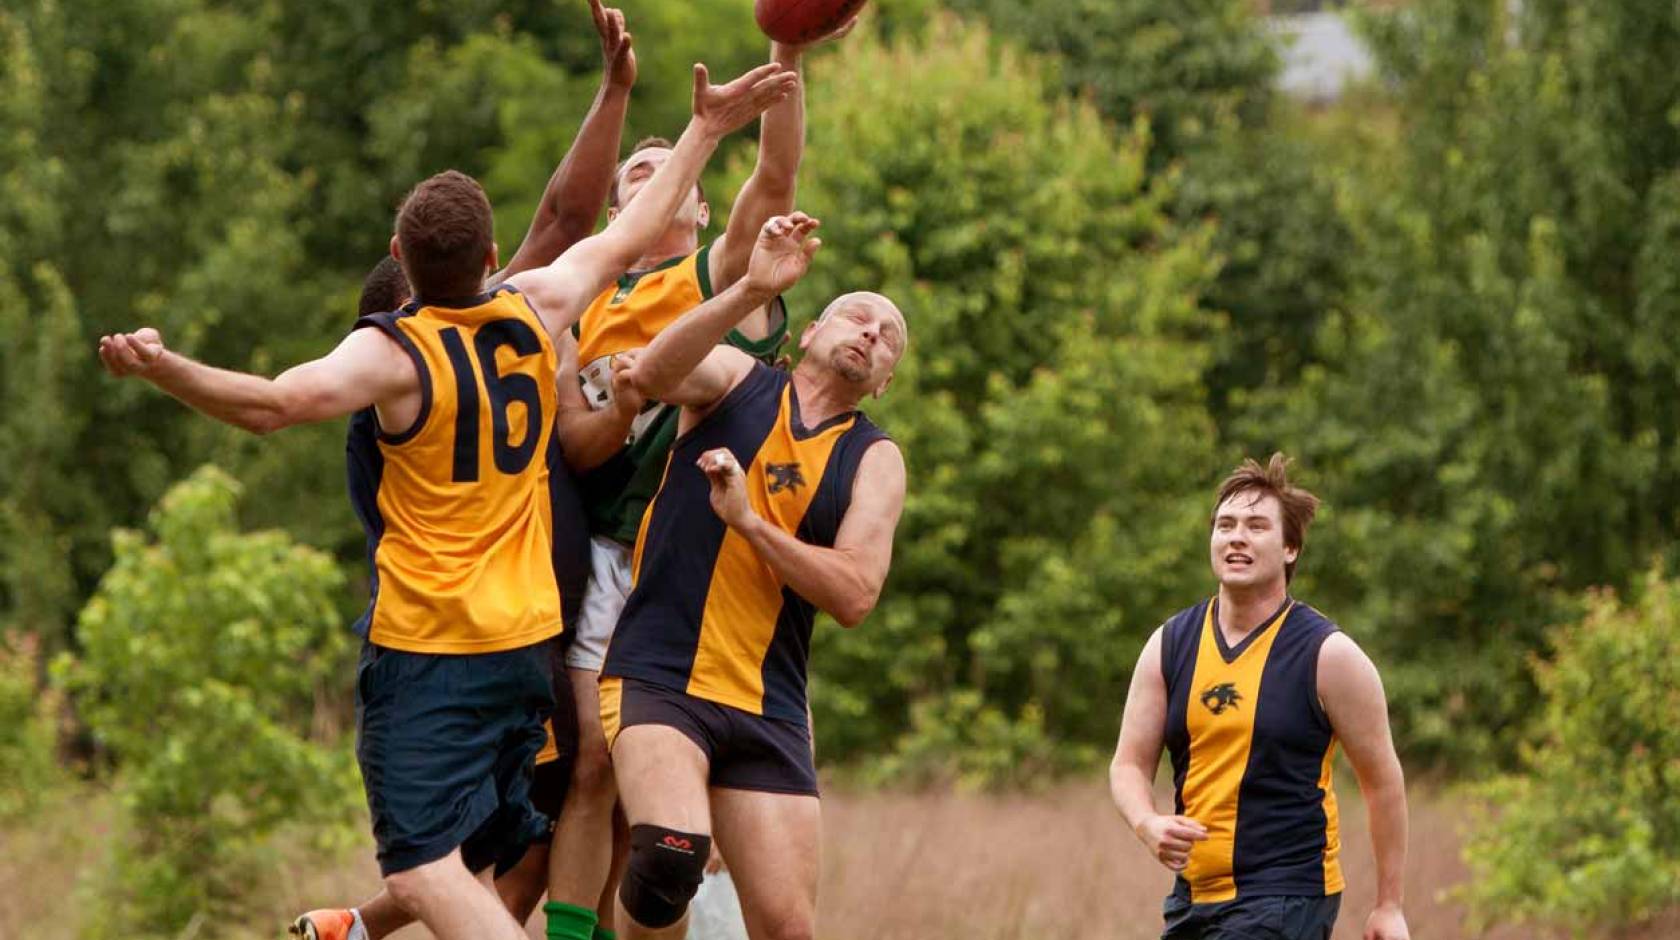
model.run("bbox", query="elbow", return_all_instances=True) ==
[238,408,289,436]
[832,587,881,630]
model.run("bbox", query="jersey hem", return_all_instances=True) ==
[368,622,563,655]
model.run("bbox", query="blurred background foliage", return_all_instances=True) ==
[3,0,1678,932]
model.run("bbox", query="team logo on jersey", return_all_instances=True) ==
[1200,682,1243,715]
[766,462,806,494]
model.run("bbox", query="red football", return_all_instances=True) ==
[754,0,868,45]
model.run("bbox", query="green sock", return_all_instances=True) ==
[545,901,598,940]
[592,928,617,940]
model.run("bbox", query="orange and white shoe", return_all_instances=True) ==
[289,909,361,940]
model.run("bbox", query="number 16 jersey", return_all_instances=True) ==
[347,286,565,655]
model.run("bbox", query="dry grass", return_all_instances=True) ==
[7,780,1679,940]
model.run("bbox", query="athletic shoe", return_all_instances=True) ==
[290,910,355,940]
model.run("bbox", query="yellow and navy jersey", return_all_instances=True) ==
[572,242,787,544]
[1162,598,1344,903]
[344,286,565,654]
[602,363,889,722]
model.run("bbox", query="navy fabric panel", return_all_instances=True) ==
[1232,605,1339,896]
[602,363,786,688]
[760,416,891,721]
[347,409,385,638]
[546,434,590,631]
[352,312,432,445]
[1160,599,1209,816]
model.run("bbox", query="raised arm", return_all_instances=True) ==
[509,61,799,341]
[96,326,415,435]
[1319,633,1410,940]
[699,439,905,628]
[491,0,635,284]
[613,212,820,409]
[1110,630,1209,872]
[709,22,854,291]
[553,330,643,472]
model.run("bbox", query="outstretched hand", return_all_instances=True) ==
[97,328,167,378]
[745,212,822,297]
[691,62,799,140]
[588,0,636,89]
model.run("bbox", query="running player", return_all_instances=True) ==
[96,63,797,940]
[598,212,908,940]
[1108,455,1410,940]
[292,7,635,935]
[544,24,852,940]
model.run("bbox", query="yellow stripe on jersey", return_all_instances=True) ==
[686,384,852,714]
[1319,741,1345,894]
[599,676,625,750]
[363,288,563,654]
[1181,601,1295,903]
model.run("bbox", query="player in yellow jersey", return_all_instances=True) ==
[96,62,797,940]
[543,23,854,940]
[1109,456,1411,940]
[597,212,908,940]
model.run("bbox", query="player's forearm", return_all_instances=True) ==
[736,514,880,628]
[550,80,631,243]
[600,122,720,268]
[756,44,806,195]
[631,280,772,399]
[1109,757,1162,836]
[146,352,293,434]
[556,403,636,473]
[1362,764,1409,909]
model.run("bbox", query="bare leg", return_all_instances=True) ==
[350,890,412,939]
[611,724,712,940]
[709,789,820,940]
[597,806,630,931]
[549,668,620,910]
[385,850,528,940]
[498,843,552,924]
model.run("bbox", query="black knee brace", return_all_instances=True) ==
[619,824,711,928]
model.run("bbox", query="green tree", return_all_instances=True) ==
[762,18,1222,775]
[1460,569,1680,931]
[57,467,359,937]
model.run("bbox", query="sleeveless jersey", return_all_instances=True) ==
[345,286,564,654]
[572,242,786,544]
[602,363,889,722]
[1161,598,1344,903]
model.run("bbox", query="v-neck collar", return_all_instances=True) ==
[1210,596,1294,664]
[786,378,855,441]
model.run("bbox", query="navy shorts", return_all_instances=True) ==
[600,676,818,796]
[355,638,558,877]
[1161,892,1341,940]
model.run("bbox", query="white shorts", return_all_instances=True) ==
[565,536,634,672]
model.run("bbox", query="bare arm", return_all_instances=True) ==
[700,440,905,629]
[1319,633,1411,940]
[1109,630,1208,871]
[553,331,642,472]
[708,42,806,291]
[96,327,413,435]
[509,62,798,341]
[614,212,820,409]
[491,0,635,283]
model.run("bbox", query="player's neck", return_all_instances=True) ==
[630,226,699,272]
[1215,581,1289,643]
[790,366,862,428]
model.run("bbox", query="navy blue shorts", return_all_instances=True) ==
[600,676,817,796]
[1161,892,1341,940]
[355,638,558,877]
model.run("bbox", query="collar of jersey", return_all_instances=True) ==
[1208,596,1294,664]
[786,379,857,441]
[617,253,687,291]
[407,286,504,310]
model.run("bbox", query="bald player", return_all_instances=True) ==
[598,212,907,940]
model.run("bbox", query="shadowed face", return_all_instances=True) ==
[799,293,907,394]
[1210,490,1295,593]
[609,147,708,231]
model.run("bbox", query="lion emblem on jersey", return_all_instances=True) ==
[766,462,806,495]
[1200,682,1243,716]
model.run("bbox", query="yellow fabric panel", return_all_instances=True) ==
[686,386,853,714]
[1181,601,1295,903]
[367,290,564,654]
[536,721,558,765]
[1320,741,1345,894]
[575,252,703,366]
[599,676,624,750]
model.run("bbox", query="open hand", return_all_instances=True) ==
[697,447,754,530]
[691,62,799,140]
[1136,814,1208,872]
[588,0,636,89]
[745,212,822,297]
[97,328,167,378]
